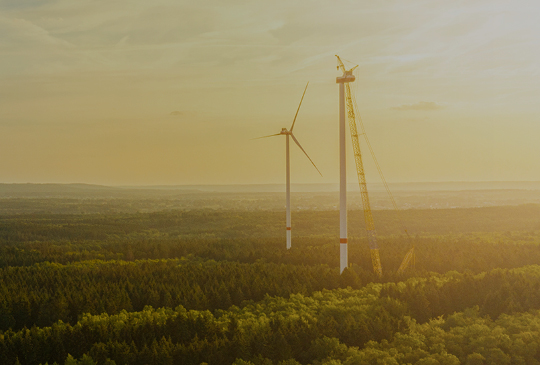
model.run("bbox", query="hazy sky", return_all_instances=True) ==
[1,0,540,185]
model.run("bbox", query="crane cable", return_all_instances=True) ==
[349,69,416,272]
[344,82,383,277]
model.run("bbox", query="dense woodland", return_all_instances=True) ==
[0,198,540,364]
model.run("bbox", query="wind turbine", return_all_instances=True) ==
[255,82,322,249]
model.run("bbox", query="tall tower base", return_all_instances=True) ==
[340,242,348,273]
[286,229,291,250]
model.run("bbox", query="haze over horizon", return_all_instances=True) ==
[2,0,540,185]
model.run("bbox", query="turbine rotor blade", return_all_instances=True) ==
[290,82,309,132]
[251,133,281,140]
[291,133,323,176]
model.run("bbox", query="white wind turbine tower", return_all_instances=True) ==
[336,58,357,274]
[256,82,322,249]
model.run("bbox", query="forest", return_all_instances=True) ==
[0,195,540,364]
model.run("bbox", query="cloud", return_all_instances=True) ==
[0,16,71,48]
[390,101,445,111]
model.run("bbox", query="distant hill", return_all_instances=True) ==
[121,181,540,193]
[1,182,540,213]
[0,183,119,194]
[1,181,539,198]
[377,181,540,192]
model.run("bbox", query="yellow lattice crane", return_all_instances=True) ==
[336,55,415,276]
[336,55,382,276]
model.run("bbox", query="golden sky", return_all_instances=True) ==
[1,0,539,185]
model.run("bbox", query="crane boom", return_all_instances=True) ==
[350,87,416,273]
[350,87,415,274]
[344,82,383,277]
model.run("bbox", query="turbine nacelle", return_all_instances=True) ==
[336,71,355,84]
[280,128,290,135]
